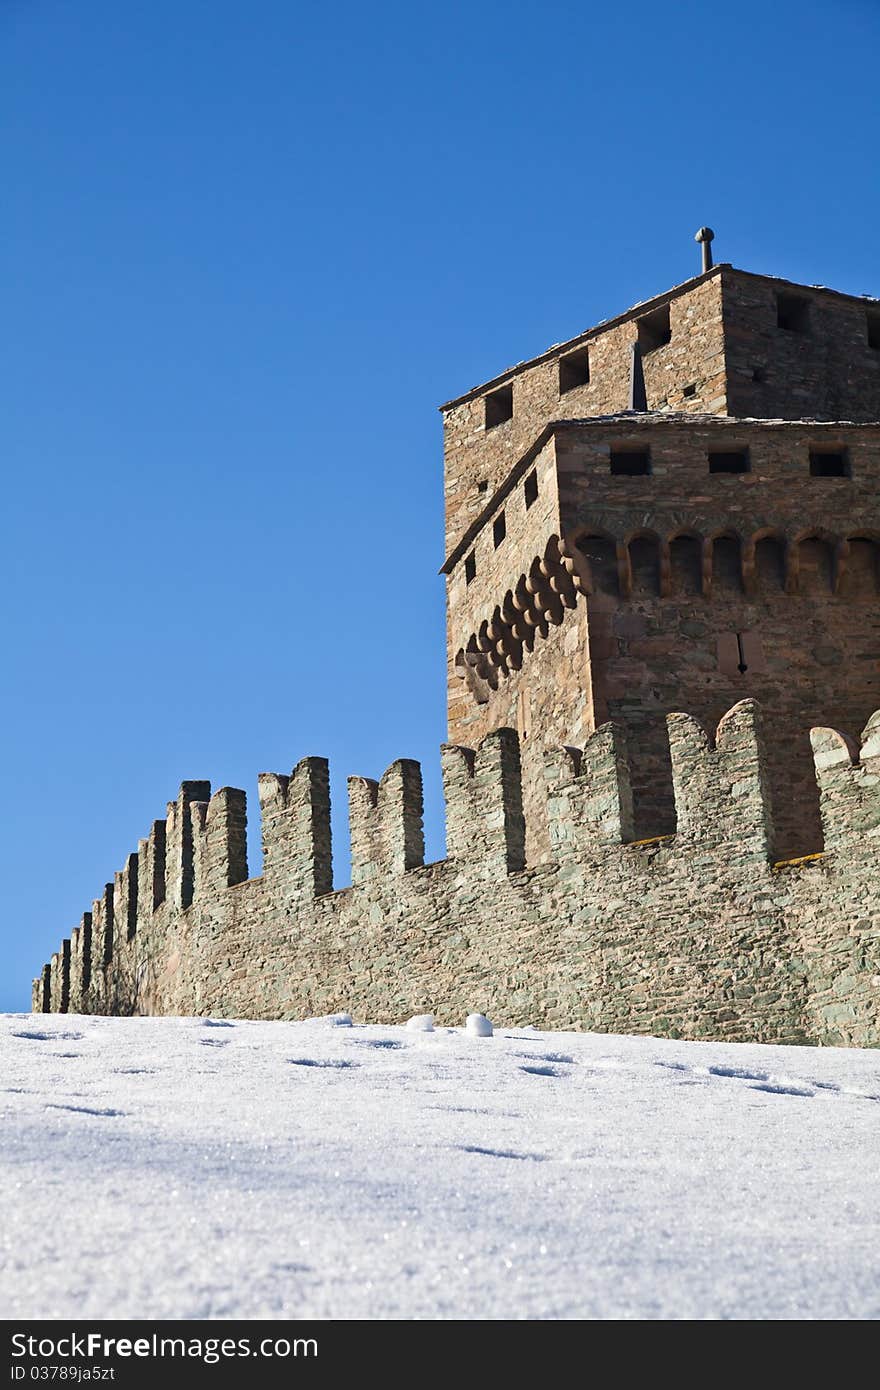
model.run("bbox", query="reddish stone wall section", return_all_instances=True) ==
[446,417,880,857]
[442,272,726,558]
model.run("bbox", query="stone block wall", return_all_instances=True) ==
[441,267,880,562]
[442,271,726,557]
[34,699,880,1049]
[723,270,880,424]
[446,417,880,858]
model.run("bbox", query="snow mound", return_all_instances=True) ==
[466,1013,493,1037]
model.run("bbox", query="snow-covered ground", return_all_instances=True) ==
[2,1011,879,1320]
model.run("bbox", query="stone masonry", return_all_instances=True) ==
[30,703,880,1045]
[34,248,880,1046]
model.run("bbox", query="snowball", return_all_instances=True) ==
[406,1014,435,1032]
[466,1013,493,1037]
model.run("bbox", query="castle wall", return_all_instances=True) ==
[441,273,726,558]
[446,418,880,857]
[31,265,880,1049]
[441,269,880,566]
[722,269,880,424]
[445,437,562,739]
[450,604,591,863]
[444,434,590,858]
[556,418,880,854]
[35,702,880,1050]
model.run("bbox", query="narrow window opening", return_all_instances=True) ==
[493,512,506,548]
[485,384,513,429]
[523,470,538,508]
[516,689,531,743]
[810,449,850,478]
[637,305,671,354]
[735,633,748,674]
[867,311,880,351]
[682,382,697,398]
[708,449,750,475]
[464,552,476,585]
[776,292,810,333]
[610,448,651,476]
[559,348,590,394]
[717,631,763,676]
[477,479,488,494]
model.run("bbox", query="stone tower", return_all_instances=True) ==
[441,247,880,860]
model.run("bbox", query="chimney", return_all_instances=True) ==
[695,226,715,273]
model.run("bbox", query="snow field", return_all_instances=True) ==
[2,1012,880,1319]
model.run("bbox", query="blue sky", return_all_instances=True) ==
[2,0,878,1011]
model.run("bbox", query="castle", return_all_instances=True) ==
[33,234,880,1046]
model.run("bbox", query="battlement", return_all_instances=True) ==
[810,711,880,847]
[35,700,880,1047]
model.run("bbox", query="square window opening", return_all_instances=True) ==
[524,470,538,508]
[485,384,513,430]
[637,305,671,354]
[493,512,507,547]
[708,450,750,475]
[559,348,590,394]
[867,312,880,351]
[776,292,810,333]
[809,449,850,478]
[610,448,651,477]
[682,382,697,398]
[464,552,476,584]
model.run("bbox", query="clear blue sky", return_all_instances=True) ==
[2,0,877,1012]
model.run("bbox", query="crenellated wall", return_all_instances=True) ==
[34,700,880,1048]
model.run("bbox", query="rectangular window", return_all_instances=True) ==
[708,449,750,474]
[559,348,590,393]
[493,512,507,547]
[477,479,488,494]
[485,384,513,429]
[524,470,538,508]
[776,292,810,333]
[809,448,850,478]
[637,305,671,353]
[465,552,476,584]
[610,448,651,476]
[867,311,880,351]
